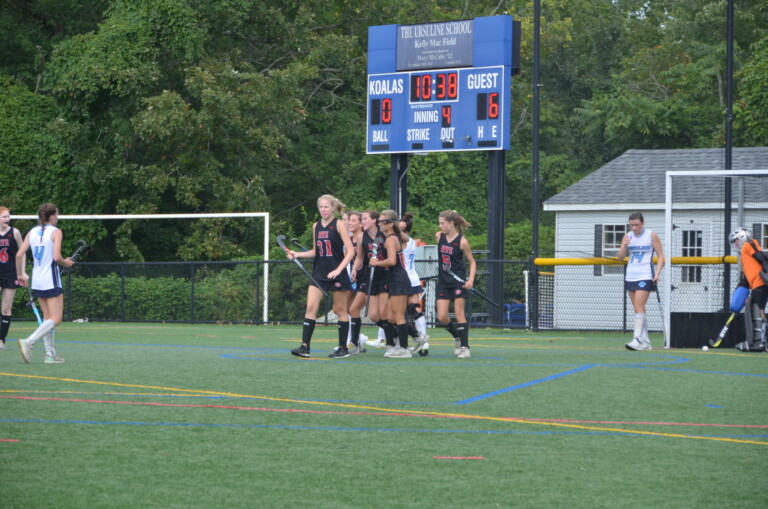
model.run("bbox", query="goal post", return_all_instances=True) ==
[665,169,768,348]
[13,212,271,322]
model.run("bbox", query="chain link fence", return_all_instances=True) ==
[12,260,534,327]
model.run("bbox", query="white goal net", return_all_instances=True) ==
[13,212,270,322]
[664,169,768,347]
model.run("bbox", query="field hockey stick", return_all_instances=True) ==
[709,285,750,348]
[709,313,736,348]
[25,285,43,326]
[25,240,87,325]
[290,238,309,252]
[445,268,500,308]
[652,283,667,345]
[364,240,381,317]
[70,239,87,261]
[276,235,328,297]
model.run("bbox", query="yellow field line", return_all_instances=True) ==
[2,372,765,446]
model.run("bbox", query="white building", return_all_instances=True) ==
[542,148,768,331]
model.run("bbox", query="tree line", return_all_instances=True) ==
[1,0,765,261]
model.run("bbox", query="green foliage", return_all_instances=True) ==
[66,263,268,322]
[734,35,768,146]
[1,0,766,263]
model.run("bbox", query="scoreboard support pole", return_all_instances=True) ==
[390,154,410,216]
[487,150,506,324]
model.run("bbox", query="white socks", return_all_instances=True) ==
[634,313,647,341]
[415,315,427,337]
[43,331,56,357]
[26,319,55,347]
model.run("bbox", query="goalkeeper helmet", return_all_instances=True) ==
[729,227,753,249]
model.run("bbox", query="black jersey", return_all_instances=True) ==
[312,218,346,281]
[385,234,411,290]
[438,233,466,287]
[0,227,19,279]
[362,230,385,271]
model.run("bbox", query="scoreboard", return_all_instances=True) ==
[367,66,508,154]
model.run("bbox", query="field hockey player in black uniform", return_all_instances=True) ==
[0,207,23,350]
[341,210,369,353]
[285,195,355,359]
[370,210,413,358]
[350,210,386,349]
[435,210,476,359]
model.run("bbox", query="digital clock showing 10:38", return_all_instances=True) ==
[366,65,508,154]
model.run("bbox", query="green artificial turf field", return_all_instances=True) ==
[1,322,766,508]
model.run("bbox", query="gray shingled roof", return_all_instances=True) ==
[544,148,768,209]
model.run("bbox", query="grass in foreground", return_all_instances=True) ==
[0,322,766,508]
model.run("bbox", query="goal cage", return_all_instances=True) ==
[664,169,768,348]
[13,213,270,322]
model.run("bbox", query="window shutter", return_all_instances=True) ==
[752,223,762,247]
[594,224,602,276]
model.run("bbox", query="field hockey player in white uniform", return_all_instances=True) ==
[399,212,429,354]
[618,211,665,351]
[16,203,75,364]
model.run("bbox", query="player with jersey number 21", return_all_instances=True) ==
[15,203,76,364]
[618,212,665,351]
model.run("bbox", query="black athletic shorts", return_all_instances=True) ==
[0,278,19,290]
[751,285,768,310]
[387,270,412,297]
[311,270,353,293]
[624,280,654,292]
[437,284,468,300]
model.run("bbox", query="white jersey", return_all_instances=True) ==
[403,237,420,287]
[625,229,655,282]
[29,225,62,291]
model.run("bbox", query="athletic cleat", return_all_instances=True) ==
[44,355,65,364]
[18,339,31,364]
[456,346,471,359]
[383,345,397,357]
[625,338,651,351]
[454,338,461,356]
[0,340,5,351]
[291,344,311,358]
[328,346,350,358]
[410,333,429,354]
[387,347,412,358]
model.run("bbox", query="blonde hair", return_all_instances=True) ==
[439,210,471,235]
[317,194,345,216]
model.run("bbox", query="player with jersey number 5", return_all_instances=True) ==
[435,210,477,359]
[618,212,665,351]
[0,207,24,350]
[285,195,355,359]
[15,203,76,364]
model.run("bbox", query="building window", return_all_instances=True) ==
[602,224,626,275]
[681,230,702,283]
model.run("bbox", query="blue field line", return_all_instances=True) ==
[455,365,597,404]
[5,418,766,439]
